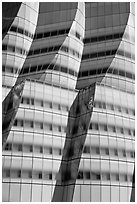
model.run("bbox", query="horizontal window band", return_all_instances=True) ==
[28,45,81,59]
[82,49,134,61]
[28,45,61,56]
[34,28,70,39]
[82,49,117,60]
[78,67,135,80]
[34,28,82,41]
[2,65,18,74]
[9,25,34,39]
[4,141,135,160]
[2,44,28,56]
[20,63,78,77]
[84,33,123,44]
[10,118,135,139]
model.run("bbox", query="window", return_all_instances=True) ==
[49,173,52,180]
[4,143,12,151]
[114,149,118,156]
[30,145,33,153]
[77,171,83,179]
[40,123,43,129]
[120,128,124,134]
[58,126,61,132]
[102,103,106,109]
[18,144,22,151]
[39,173,42,179]
[118,106,121,112]
[123,150,126,157]
[59,149,62,155]
[2,44,7,51]
[26,98,29,104]
[98,102,102,108]
[51,30,58,36]
[102,173,110,180]
[17,170,21,178]
[58,104,61,110]
[128,129,131,135]
[110,104,114,110]
[96,147,100,154]
[30,121,34,128]
[98,36,105,41]
[106,148,109,155]
[61,66,67,73]
[59,29,65,35]
[83,146,90,153]
[96,174,101,180]
[6,170,10,177]
[41,101,43,107]
[89,123,92,129]
[49,148,52,154]
[50,103,52,109]
[2,65,5,72]
[14,119,17,126]
[50,124,52,131]
[113,126,116,132]
[131,151,135,158]
[28,171,32,179]
[10,26,17,32]
[95,124,99,130]
[37,33,43,39]
[129,175,133,182]
[40,146,43,153]
[21,98,23,104]
[104,125,108,131]
[116,174,119,181]
[31,99,34,105]
[124,175,128,181]
[66,106,69,112]
[43,32,50,38]
[20,120,24,127]
[18,27,23,34]
[85,172,90,179]
[106,173,110,180]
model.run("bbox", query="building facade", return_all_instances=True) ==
[2,2,135,202]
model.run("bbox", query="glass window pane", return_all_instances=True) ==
[81,185,90,201]
[10,183,20,202]
[2,183,10,202]
[111,186,119,201]
[91,185,100,202]
[120,187,128,202]
[101,186,110,201]
[32,185,42,201]
[21,184,31,202]
[73,184,80,202]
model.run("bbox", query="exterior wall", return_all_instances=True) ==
[2,2,39,99]
[2,2,85,202]
[74,2,135,202]
[2,2,135,202]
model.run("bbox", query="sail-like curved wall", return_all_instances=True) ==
[2,2,134,202]
[2,2,39,99]
[74,2,135,202]
[2,2,85,202]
